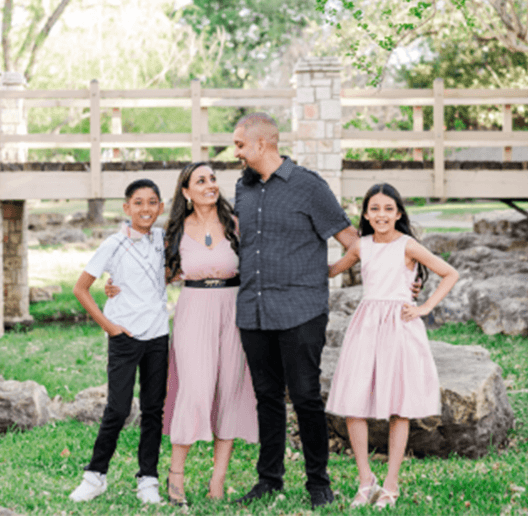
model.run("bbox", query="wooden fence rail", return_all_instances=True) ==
[0,77,527,200]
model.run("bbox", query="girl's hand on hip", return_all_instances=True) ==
[401,303,429,322]
[105,277,121,298]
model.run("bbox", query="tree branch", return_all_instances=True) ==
[24,0,73,82]
[499,199,528,218]
[2,0,13,71]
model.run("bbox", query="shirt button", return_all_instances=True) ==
[257,230,261,234]
[261,188,265,193]
[256,250,260,254]
[256,270,260,274]
[258,208,262,212]
[258,292,262,296]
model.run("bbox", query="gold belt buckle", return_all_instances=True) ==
[204,279,221,287]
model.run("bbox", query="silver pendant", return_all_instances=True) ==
[205,233,212,247]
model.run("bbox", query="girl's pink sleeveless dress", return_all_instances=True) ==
[162,234,258,444]
[326,234,440,420]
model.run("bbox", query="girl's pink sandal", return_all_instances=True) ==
[350,474,381,508]
[373,486,399,509]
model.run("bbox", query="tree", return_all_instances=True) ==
[179,0,317,88]
[1,0,74,82]
[315,0,528,86]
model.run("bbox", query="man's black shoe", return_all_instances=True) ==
[309,486,334,509]
[234,482,281,504]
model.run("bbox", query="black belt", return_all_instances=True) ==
[184,276,240,288]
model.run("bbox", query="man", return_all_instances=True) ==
[233,112,358,509]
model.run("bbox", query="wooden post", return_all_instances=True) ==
[111,107,122,160]
[433,78,445,198]
[191,79,202,162]
[200,105,209,161]
[503,104,512,162]
[90,79,102,198]
[413,106,423,161]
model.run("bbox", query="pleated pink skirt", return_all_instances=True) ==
[162,286,258,444]
[326,299,440,420]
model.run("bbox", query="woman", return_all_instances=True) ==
[106,162,258,506]
[163,161,258,505]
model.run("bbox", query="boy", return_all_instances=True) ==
[69,179,168,504]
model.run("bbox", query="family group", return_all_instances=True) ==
[68,113,459,510]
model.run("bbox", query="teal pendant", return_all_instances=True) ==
[205,233,212,247]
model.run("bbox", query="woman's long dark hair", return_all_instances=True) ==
[165,162,238,282]
[359,183,428,286]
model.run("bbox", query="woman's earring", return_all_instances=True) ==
[186,198,193,210]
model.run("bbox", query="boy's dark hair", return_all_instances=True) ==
[125,179,161,201]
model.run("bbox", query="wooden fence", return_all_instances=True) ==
[0,77,527,200]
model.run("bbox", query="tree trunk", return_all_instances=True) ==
[87,198,105,225]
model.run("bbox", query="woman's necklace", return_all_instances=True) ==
[205,233,212,247]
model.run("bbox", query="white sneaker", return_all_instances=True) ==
[137,476,161,504]
[69,471,107,502]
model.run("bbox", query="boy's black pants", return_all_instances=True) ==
[86,333,168,478]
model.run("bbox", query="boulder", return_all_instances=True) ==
[473,210,528,239]
[421,232,524,255]
[49,384,140,427]
[328,285,363,315]
[29,285,62,303]
[36,227,87,246]
[0,379,140,434]
[0,379,50,433]
[28,212,65,230]
[0,508,24,516]
[469,275,528,336]
[322,341,514,458]
[326,312,353,348]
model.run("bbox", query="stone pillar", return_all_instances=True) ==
[3,202,32,327]
[1,71,32,329]
[293,57,343,288]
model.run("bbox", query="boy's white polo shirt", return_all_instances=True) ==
[85,223,169,340]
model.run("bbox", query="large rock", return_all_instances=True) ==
[469,275,528,336]
[421,232,522,255]
[322,341,514,458]
[417,242,528,334]
[36,227,87,246]
[0,380,50,432]
[29,285,62,303]
[473,210,528,239]
[28,212,65,230]
[0,379,140,434]
[49,384,140,427]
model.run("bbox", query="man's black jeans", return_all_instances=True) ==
[240,313,330,492]
[86,333,168,478]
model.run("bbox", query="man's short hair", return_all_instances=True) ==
[236,112,279,146]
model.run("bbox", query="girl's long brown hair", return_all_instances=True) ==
[360,183,428,286]
[165,162,238,282]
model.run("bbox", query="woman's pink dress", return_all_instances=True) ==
[326,234,440,420]
[163,234,258,444]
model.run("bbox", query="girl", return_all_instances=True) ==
[326,183,458,509]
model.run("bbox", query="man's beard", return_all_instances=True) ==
[242,166,261,186]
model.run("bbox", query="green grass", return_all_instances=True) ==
[421,227,470,233]
[406,201,528,216]
[1,321,528,515]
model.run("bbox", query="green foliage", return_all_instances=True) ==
[397,37,528,131]
[180,0,317,88]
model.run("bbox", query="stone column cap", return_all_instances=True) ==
[294,56,342,74]
[1,71,27,86]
